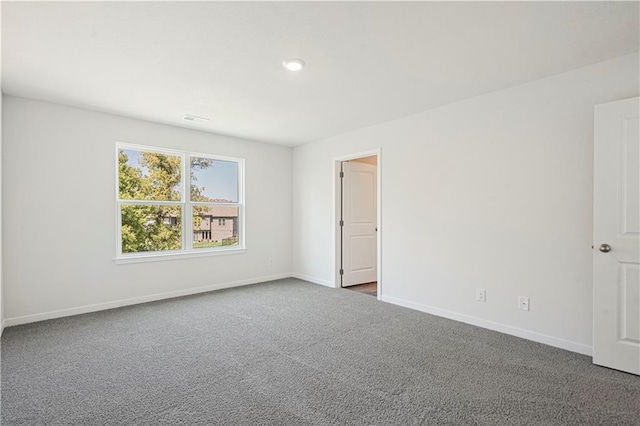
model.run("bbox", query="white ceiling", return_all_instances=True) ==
[2,2,638,146]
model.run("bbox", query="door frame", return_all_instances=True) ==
[333,148,382,300]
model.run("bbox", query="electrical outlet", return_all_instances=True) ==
[518,296,530,311]
[476,288,486,302]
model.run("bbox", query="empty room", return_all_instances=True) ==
[1,1,639,425]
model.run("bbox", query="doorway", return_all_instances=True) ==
[334,150,381,299]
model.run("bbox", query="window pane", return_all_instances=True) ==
[190,157,238,203]
[192,205,239,249]
[121,205,182,253]
[119,149,182,201]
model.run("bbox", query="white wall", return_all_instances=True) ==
[2,96,292,323]
[292,53,639,354]
[0,88,3,332]
[1,3,4,332]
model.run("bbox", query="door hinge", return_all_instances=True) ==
[339,269,344,275]
[340,171,344,178]
[339,220,344,227]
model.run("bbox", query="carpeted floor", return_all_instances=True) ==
[1,278,638,425]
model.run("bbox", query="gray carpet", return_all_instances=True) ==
[1,278,638,425]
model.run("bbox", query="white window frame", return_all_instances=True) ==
[114,142,245,264]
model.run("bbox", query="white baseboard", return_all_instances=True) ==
[381,295,593,356]
[291,272,335,288]
[3,276,592,358]
[3,273,292,328]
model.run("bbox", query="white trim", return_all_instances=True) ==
[334,149,380,162]
[113,247,246,264]
[3,273,291,328]
[118,199,184,206]
[116,142,244,164]
[183,152,191,251]
[381,295,593,356]
[291,273,334,288]
[1,275,593,357]
[334,162,341,289]
[333,149,382,300]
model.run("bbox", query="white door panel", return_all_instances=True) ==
[593,97,640,375]
[350,235,376,272]
[342,161,377,287]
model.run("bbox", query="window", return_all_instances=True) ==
[116,143,243,261]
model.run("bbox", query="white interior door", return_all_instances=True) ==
[593,97,640,375]
[341,161,377,287]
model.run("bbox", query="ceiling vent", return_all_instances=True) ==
[183,114,210,123]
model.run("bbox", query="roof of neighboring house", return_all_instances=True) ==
[194,205,238,218]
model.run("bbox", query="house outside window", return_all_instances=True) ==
[116,143,244,261]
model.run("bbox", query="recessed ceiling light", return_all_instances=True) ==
[282,58,305,72]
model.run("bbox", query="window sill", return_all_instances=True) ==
[114,247,246,264]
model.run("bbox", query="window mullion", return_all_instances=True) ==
[184,153,193,251]
[190,202,242,207]
[117,199,182,206]
[116,201,123,257]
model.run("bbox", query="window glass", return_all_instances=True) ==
[119,149,182,201]
[120,205,182,253]
[190,157,238,203]
[192,206,239,249]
